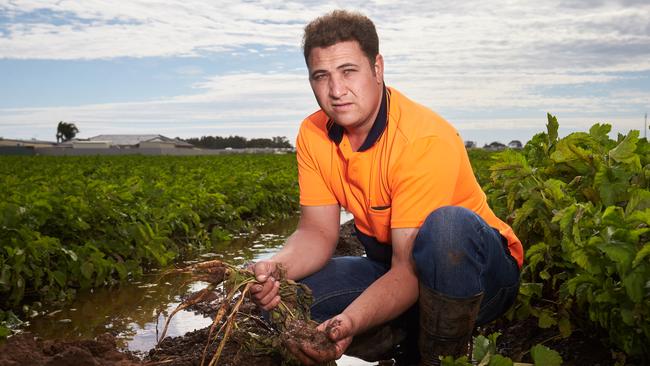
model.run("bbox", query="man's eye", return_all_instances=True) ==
[313,74,326,81]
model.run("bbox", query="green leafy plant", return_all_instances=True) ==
[484,115,649,357]
[440,332,562,366]
[0,154,299,337]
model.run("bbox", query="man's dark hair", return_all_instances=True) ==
[302,10,379,66]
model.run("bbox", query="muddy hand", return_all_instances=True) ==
[249,260,281,311]
[319,314,354,358]
[284,315,353,365]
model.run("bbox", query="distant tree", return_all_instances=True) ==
[248,138,273,148]
[464,140,477,149]
[271,136,292,148]
[56,121,79,143]
[229,135,247,149]
[483,141,506,151]
[184,135,293,149]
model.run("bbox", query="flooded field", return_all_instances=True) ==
[22,212,368,365]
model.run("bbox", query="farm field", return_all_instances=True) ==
[0,154,299,333]
[1,116,649,365]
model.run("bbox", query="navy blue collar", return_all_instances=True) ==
[327,86,389,152]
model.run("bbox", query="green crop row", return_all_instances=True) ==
[484,115,649,360]
[0,155,299,328]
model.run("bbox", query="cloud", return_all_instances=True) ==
[1,68,645,145]
[0,1,648,144]
[0,1,316,59]
[0,72,317,140]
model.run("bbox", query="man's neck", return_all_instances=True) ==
[344,88,384,152]
[346,129,370,152]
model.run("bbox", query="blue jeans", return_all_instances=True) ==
[300,206,520,328]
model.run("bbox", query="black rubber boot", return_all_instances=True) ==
[418,284,483,366]
[345,322,407,362]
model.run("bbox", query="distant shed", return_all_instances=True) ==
[85,134,195,149]
[72,141,111,149]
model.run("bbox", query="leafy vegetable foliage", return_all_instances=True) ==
[441,332,562,366]
[0,154,299,335]
[485,114,649,357]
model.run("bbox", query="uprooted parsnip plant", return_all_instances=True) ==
[155,259,336,366]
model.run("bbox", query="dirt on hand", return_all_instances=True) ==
[281,318,337,353]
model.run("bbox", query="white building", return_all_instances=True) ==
[76,134,195,149]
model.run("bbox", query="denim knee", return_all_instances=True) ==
[413,206,484,268]
[412,206,487,297]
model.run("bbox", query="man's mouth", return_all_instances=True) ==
[332,103,353,110]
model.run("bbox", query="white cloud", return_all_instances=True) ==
[0,0,648,144]
[0,72,318,140]
[1,68,645,145]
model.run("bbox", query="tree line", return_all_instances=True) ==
[183,135,293,149]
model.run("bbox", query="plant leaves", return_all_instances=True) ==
[531,344,562,366]
[488,354,513,366]
[558,316,572,338]
[546,113,559,146]
[473,333,498,362]
[622,268,645,303]
[537,309,557,328]
[80,261,94,280]
[632,243,650,268]
[609,130,640,168]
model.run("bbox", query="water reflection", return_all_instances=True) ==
[26,216,299,352]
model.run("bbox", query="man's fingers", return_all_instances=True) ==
[249,261,282,310]
[284,337,318,365]
[300,340,338,363]
[250,284,263,294]
[334,336,353,358]
[253,261,277,282]
[259,280,280,305]
[253,276,277,299]
[329,327,340,340]
[318,317,347,342]
[262,295,281,311]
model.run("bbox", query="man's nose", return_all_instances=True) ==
[328,75,347,99]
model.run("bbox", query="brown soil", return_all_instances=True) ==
[0,332,141,366]
[334,220,365,257]
[0,219,634,366]
[146,326,278,366]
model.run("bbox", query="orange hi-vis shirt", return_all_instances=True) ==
[296,87,523,268]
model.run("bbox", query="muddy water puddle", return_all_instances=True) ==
[25,212,369,365]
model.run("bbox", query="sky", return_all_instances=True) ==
[0,0,649,146]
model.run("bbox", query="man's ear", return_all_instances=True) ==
[374,54,384,84]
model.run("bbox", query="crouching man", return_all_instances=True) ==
[250,10,522,366]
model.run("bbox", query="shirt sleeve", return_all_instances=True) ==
[390,135,461,228]
[296,122,338,206]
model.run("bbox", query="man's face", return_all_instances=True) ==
[307,40,384,132]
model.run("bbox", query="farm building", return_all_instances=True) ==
[507,140,523,149]
[74,134,195,149]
